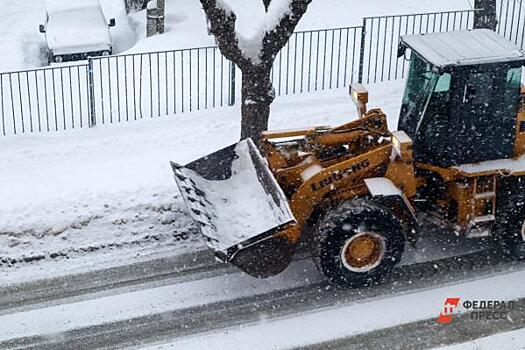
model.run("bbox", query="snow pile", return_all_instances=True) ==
[219,0,295,64]
[455,155,525,174]
[0,188,193,260]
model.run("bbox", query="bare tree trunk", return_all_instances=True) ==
[474,0,498,31]
[240,69,274,141]
[146,0,165,37]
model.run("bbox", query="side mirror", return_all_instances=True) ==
[397,44,406,58]
[39,24,46,33]
[109,18,116,27]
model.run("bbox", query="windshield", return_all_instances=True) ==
[399,53,439,137]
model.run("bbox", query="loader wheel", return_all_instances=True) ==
[495,193,525,259]
[314,198,405,288]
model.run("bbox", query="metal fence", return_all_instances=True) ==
[271,26,363,96]
[89,47,234,126]
[0,65,90,136]
[497,0,525,48]
[358,10,475,84]
[2,4,525,136]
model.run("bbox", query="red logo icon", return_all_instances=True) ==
[437,297,461,324]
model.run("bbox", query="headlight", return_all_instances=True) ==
[392,131,413,161]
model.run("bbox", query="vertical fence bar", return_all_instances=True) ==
[87,58,96,127]
[77,66,83,128]
[358,18,367,83]
[228,60,236,106]
[0,75,4,136]
[10,74,18,134]
[26,72,33,132]
[515,0,523,45]
[17,73,25,133]
[35,70,42,131]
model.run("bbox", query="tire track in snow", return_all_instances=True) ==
[0,249,223,315]
[297,298,525,350]
[1,249,523,350]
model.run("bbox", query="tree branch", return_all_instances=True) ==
[262,0,271,12]
[260,0,312,64]
[199,0,251,68]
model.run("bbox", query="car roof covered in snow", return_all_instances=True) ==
[45,0,102,14]
[44,0,111,54]
[400,29,525,68]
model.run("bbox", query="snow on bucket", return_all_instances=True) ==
[171,139,296,277]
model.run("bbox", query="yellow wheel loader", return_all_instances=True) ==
[172,29,525,288]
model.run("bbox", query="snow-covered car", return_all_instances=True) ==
[39,0,115,64]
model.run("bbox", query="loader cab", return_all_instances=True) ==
[398,29,525,167]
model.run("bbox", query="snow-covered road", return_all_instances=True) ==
[0,239,524,349]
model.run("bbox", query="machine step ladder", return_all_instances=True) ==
[466,175,497,238]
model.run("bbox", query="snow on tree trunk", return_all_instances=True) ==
[146,0,165,37]
[125,0,149,13]
[199,0,312,146]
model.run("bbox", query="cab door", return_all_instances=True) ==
[451,65,518,164]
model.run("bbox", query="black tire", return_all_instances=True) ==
[495,193,525,259]
[313,198,406,288]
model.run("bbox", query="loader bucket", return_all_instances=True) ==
[171,139,297,278]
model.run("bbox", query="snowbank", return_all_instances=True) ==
[0,80,404,262]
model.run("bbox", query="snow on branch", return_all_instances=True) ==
[199,0,312,69]
[260,0,311,63]
[199,0,251,67]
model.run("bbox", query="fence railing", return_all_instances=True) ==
[89,47,234,127]
[359,10,475,84]
[0,65,90,136]
[497,0,525,49]
[1,5,524,136]
[271,26,363,96]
